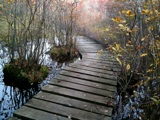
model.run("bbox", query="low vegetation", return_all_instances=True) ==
[3,59,49,89]
[50,46,80,63]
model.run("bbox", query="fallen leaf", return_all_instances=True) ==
[116,57,122,66]
[126,64,130,71]
[140,53,147,57]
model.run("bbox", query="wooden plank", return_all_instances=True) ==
[79,50,99,53]
[81,56,117,62]
[77,40,94,42]
[62,66,114,79]
[77,44,101,47]
[73,61,120,72]
[77,39,97,42]
[25,99,111,120]
[77,39,96,42]
[78,48,102,51]
[77,42,100,45]
[81,58,118,65]
[49,79,114,97]
[55,75,116,92]
[68,63,114,74]
[78,46,101,49]
[59,71,117,86]
[77,60,118,66]
[75,60,120,69]
[77,44,103,47]
[81,53,113,58]
[81,53,113,59]
[77,45,103,49]
[34,91,113,116]
[14,106,68,120]
[77,41,98,44]
[42,84,115,105]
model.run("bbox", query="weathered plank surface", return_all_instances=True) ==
[55,75,115,91]
[11,36,118,120]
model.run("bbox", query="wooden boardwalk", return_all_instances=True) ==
[10,36,119,120]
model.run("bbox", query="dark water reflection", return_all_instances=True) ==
[0,85,38,119]
[0,41,65,119]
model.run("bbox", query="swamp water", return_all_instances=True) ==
[113,79,160,120]
[0,40,65,119]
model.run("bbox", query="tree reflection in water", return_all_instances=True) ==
[0,84,39,119]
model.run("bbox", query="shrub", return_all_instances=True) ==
[3,59,49,89]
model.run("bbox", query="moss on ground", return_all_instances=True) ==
[3,59,49,90]
[50,46,80,63]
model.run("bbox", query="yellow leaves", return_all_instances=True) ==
[116,44,120,51]
[156,58,160,67]
[122,10,126,14]
[112,17,121,23]
[145,16,155,23]
[141,37,146,41]
[126,40,133,47]
[116,57,122,66]
[126,64,130,71]
[148,26,154,31]
[154,9,159,14]
[142,9,159,15]
[142,9,150,15]
[118,24,124,27]
[111,47,116,51]
[126,43,130,47]
[140,53,147,57]
[147,69,153,73]
[111,44,123,52]
[112,17,126,24]
[155,40,160,50]
[150,64,153,67]
[118,24,127,30]
[122,10,134,17]
[105,27,109,31]
[117,54,122,57]
[118,24,132,33]
[126,10,134,17]
[0,4,2,8]
[121,20,126,23]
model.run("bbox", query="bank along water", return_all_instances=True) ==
[0,39,66,119]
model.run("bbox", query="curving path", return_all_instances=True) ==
[10,36,119,120]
